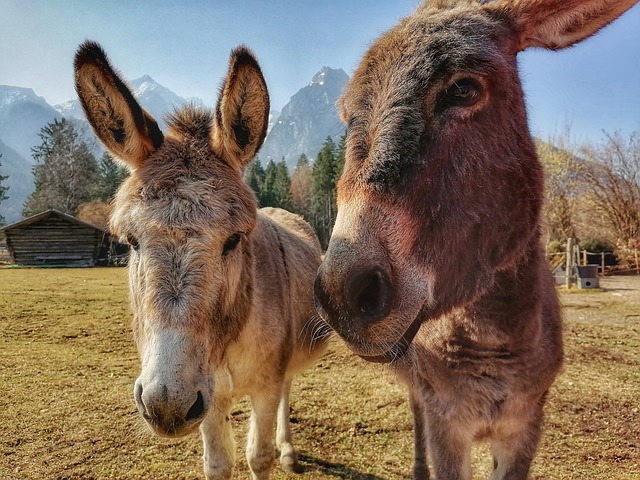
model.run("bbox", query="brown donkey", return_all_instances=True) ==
[75,42,326,480]
[314,0,638,479]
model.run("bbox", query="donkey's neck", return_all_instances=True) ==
[462,232,550,343]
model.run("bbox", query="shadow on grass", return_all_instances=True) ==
[297,454,400,479]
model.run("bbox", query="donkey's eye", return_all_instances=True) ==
[126,235,140,251]
[222,233,243,257]
[441,78,483,108]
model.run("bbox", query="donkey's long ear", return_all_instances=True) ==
[486,0,638,51]
[211,46,269,172]
[74,41,164,170]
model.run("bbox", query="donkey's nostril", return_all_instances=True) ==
[186,391,205,421]
[134,382,148,415]
[356,273,382,314]
[345,268,392,323]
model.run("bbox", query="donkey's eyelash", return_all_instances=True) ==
[221,232,244,257]
[126,234,139,249]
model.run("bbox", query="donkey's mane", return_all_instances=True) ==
[425,0,479,8]
[136,106,224,200]
[166,105,213,141]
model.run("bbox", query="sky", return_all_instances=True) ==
[1,0,639,145]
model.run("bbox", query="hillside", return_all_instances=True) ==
[0,139,33,224]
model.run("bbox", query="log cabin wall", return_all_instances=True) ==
[0,210,122,266]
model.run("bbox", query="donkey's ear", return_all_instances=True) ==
[486,0,638,51]
[74,41,164,170]
[211,46,269,172]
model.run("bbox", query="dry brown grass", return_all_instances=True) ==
[1,268,638,479]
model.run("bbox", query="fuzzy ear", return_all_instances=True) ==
[211,46,270,172]
[74,40,164,170]
[485,0,638,51]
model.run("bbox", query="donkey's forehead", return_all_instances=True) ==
[342,3,508,111]
[112,169,256,237]
[338,3,511,192]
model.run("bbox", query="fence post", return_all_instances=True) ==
[565,238,574,289]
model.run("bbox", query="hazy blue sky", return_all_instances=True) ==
[1,0,639,144]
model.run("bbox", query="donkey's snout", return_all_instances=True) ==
[315,264,392,333]
[134,379,207,436]
[345,268,392,324]
[313,273,333,317]
[186,391,205,421]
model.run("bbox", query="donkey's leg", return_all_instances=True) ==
[246,385,281,480]
[489,401,545,480]
[201,393,236,480]
[425,413,472,480]
[276,379,300,473]
[410,391,430,480]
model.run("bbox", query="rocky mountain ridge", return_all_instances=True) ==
[0,67,348,224]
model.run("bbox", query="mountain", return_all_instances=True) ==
[0,86,62,224]
[0,70,348,224]
[0,86,62,162]
[56,75,197,131]
[267,110,280,136]
[260,67,348,168]
[129,75,198,129]
[0,139,33,224]
[0,77,198,224]
[54,98,85,121]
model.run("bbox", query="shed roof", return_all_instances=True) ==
[0,209,108,234]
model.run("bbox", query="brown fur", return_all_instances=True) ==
[314,1,638,479]
[75,41,326,480]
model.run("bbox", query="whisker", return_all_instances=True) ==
[301,314,335,351]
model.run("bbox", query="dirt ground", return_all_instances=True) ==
[562,274,640,308]
[0,269,638,479]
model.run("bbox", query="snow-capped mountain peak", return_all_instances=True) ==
[309,66,348,89]
[131,75,163,96]
[261,66,349,168]
[310,67,330,87]
[0,85,49,110]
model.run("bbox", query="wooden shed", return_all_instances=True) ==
[0,209,127,266]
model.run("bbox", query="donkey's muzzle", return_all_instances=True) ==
[134,379,207,437]
[314,264,392,335]
[344,267,392,322]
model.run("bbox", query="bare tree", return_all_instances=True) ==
[290,154,313,221]
[580,131,640,265]
[537,133,583,242]
[76,200,112,229]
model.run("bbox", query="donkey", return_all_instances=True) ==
[314,0,638,479]
[75,41,327,480]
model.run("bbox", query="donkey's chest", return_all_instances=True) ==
[215,317,291,395]
[407,323,545,428]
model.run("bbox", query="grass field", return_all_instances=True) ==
[1,268,639,479]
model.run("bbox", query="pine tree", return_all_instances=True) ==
[272,159,292,210]
[259,158,292,209]
[97,152,128,201]
[335,132,347,182]
[296,153,310,168]
[24,118,99,217]
[0,153,9,226]
[261,159,278,207]
[244,157,266,201]
[312,136,338,247]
